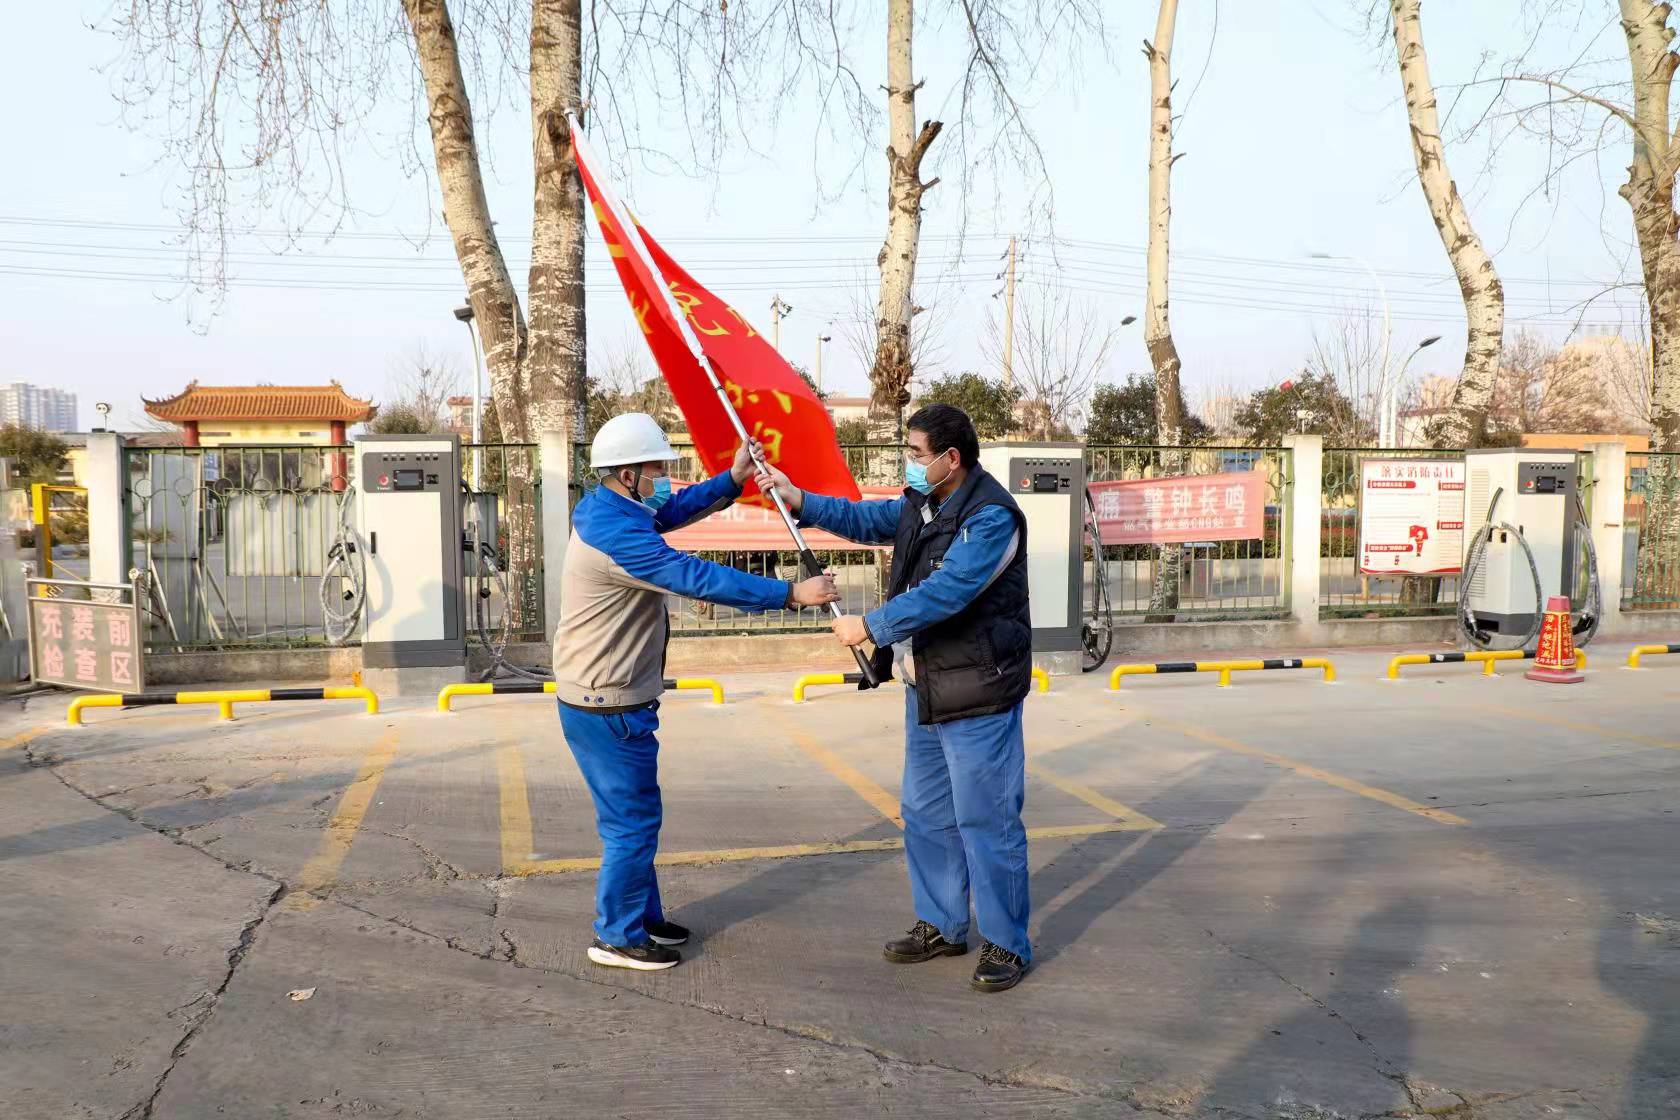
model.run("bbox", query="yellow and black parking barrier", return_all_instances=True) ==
[437,677,724,712]
[1627,643,1680,669]
[792,671,895,703]
[792,666,1050,703]
[1387,648,1587,680]
[1109,658,1337,690]
[68,686,379,726]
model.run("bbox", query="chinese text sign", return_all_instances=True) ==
[1087,471,1267,545]
[1356,458,1466,576]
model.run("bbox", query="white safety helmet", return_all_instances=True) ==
[590,412,679,470]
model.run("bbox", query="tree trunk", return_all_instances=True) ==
[1620,1,1680,600]
[1620,0,1680,453]
[403,0,527,428]
[1145,0,1184,617]
[1390,0,1503,450]
[529,0,588,444]
[402,0,585,635]
[869,0,941,421]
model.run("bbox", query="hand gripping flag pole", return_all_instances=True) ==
[567,115,879,687]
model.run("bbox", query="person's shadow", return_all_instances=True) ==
[1199,896,1428,1117]
[1030,750,1276,966]
[1598,907,1680,1117]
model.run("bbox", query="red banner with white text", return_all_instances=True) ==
[662,482,898,551]
[1087,471,1267,544]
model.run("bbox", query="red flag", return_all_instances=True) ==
[569,123,861,503]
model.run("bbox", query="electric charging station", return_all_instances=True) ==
[1460,448,1598,648]
[977,441,1085,674]
[354,434,467,693]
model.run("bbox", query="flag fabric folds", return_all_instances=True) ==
[569,121,861,503]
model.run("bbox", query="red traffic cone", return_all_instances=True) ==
[1525,595,1584,684]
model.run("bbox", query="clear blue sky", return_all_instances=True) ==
[0,1,1646,430]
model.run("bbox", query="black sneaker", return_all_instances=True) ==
[586,938,681,971]
[645,919,689,946]
[883,919,968,963]
[970,941,1029,992]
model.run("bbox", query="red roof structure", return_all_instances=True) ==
[143,381,376,424]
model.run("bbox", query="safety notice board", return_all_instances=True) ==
[1357,458,1465,576]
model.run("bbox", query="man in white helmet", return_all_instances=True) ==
[553,412,839,972]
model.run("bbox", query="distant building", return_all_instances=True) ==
[446,395,474,436]
[142,381,376,446]
[0,382,78,432]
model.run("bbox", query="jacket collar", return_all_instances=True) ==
[597,482,655,519]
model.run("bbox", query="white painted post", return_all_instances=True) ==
[1282,434,1323,634]
[539,431,572,646]
[85,432,128,588]
[1585,440,1627,636]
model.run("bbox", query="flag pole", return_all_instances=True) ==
[568,116,879,687]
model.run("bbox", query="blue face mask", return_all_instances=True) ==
[642,475,673,511]
[904,455,948,496]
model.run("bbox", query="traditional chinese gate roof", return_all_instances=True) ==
[143,381,376,424]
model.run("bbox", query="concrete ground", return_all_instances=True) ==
[3,643,1679,1119]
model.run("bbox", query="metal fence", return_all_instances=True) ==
[126,442,542,652]
[462,443,545,641]
[1087,445,1291,619]
[1320,447,1465,618]
[659,442,1289,633]
[126,445,356,650]
[1624,451,1680,609]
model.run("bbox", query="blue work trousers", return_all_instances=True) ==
[900,688,1032,961]
[558,700,665,947]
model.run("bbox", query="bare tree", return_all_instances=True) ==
[112,1,873,626]
[867,0,1109,420]
[382,341,464,432]
[1480,2,1678,450]
[1387,0,1504,448]
[982,287,1116,438]
[1144,0,1187,615]
[1305,308,1390,442]
[1600,328,1656,433]
[869,0,943,421]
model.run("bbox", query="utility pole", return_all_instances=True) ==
[815,333,832,392]
[770,294,793,354]
[1002,236,1017,391]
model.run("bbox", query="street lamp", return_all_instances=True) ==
[1310,251,1394,444]
[1388,335,1442,448]
[453,302,484,490]
[815,333,833,392]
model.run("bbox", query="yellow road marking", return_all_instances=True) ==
[284,732,399,910]
[497,745,537,873]
[509,821,1148,876]
[764,708,905,828]
[1027,763,1161,830]
[1469,703,1680,752]
[1151,719,1468,826]
[0,726,48,751]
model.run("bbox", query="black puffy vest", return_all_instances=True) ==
[872,465,1033,725]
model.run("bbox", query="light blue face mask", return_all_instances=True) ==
[642,475,673,511]
[904,454,949,496]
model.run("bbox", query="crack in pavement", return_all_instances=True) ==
[19,740,1600,1120]
[360,826,467,882]
[119,881,286,1120]
[316,895,1175,1116]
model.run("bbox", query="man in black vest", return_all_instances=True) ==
[756,404,1034,992]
